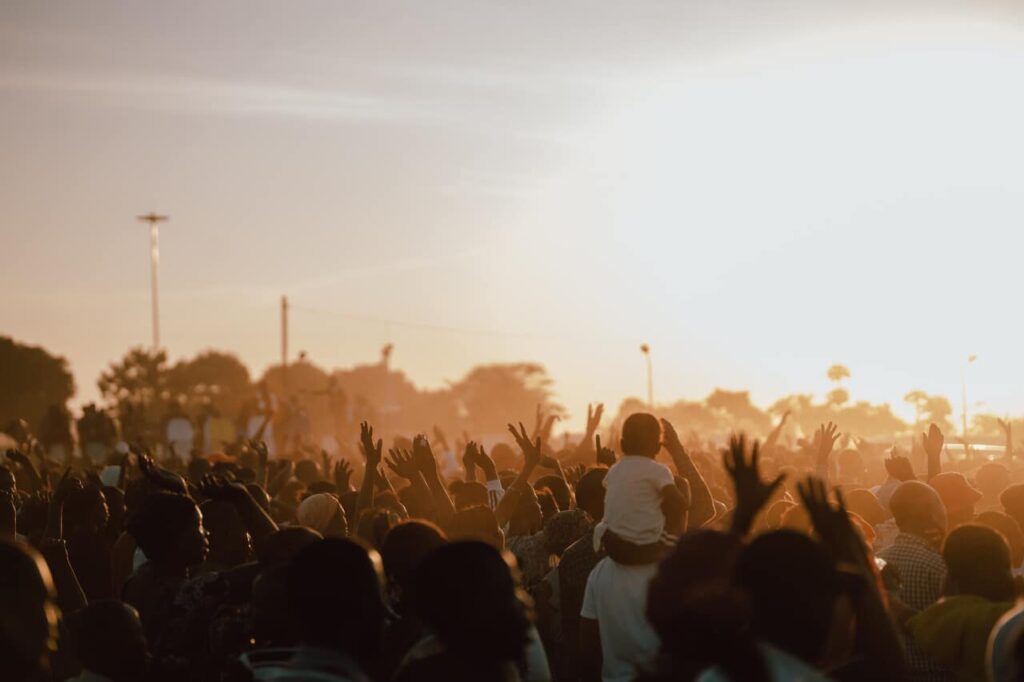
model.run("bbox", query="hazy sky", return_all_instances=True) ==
[3,0,1024,429]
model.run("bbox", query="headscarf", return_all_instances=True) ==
[296,494,343,535]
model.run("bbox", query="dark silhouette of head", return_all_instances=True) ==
[413,541,530,666]
[126,492,208,571]
[451,480,489,510]
[69,600,149,682]
[199,499,251,569]
[889,481,947,542]
[575,467,607,521]
[976,511,1024,569]
[621,413,661,457]
[0,540,59,681]
[942,524,1015,602]
[534,475,572,511]
[287,538,385,667]
[1000,483,1024,531]
[446,505,505,551]
[251,565,294,647]
[647,530,753,680]
[509,484,543,537]
[736,530,840,666]
[380,520,447,612]
[256,526,323,567]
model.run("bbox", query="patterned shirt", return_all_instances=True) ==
[877,532,954,682]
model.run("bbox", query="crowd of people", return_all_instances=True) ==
[4,396,1024,682]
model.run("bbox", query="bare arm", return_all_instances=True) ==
[495,423,541,528]
[661,419,715,527]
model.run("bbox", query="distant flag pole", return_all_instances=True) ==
[137,213,169,351]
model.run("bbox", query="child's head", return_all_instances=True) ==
[621,413,661,458]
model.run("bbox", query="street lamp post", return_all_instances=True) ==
[137,213,169,351]
[962,354,977,446]
[640,344,653,408]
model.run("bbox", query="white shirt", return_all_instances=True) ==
[596,455,675,548]
[580,557,659,682]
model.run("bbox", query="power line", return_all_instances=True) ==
[289,303,555,341]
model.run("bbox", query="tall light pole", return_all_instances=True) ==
[962,354,977,445]
[137,213,169,351]
[640,343,653,408]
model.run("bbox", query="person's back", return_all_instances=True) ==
[908,524,1015,682]
[581,556,660,682]
[594,414,682,558]
[877,481,948,611]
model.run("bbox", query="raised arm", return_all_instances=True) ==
[496,422,541,528]
[724,434,786,537]
[661,419,715,528]
[386,447,435,519]
[922,423,944,481]
[798,478,905,681]
[812,422,841,486]
[411,435,456,523]
[355,422,383,524]
[199,474,278,545]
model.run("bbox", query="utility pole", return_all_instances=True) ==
[640,343,653,408]
[281,295,289,394]
[137,213,169,351]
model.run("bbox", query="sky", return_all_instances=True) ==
[2,0,1024,429]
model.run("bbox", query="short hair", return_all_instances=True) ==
[380,520,447,608]
[575,467,608,520]
[621,413,661,456]
[446,505,502,549]
[942,524,1014,602]
[287,538,384,662]
[70,600,148,680]
[534,475,571,511]
[125,492,199,564]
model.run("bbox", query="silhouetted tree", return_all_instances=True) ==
[167,350,252,417]
[98,348,168,444]
[0,336,75,435]
[449,363,563,437]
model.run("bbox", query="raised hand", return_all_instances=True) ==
[508,421,542,470]
[595,434,616,467]
[724,434,785,536]
[660,418,685,456]
[137,452,189,495]
[462,441,478,477]
[333,460,354,492]
[411,435,439,478]
[469,442,498,481]
[386,448,421,481]
[797,477,868,568]
[198,473,248,502]
[584,403,604,438]
[814,422,842,467]
[884,453,916,482]
[359,422,383,468]
[922,423,944,459]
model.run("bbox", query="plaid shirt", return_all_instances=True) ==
[878,532,946,611]
[877,532,954,682]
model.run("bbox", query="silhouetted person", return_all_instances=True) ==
[0,539,60,682]
[67,600,149,682]
[396,541,533,682]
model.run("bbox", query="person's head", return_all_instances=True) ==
[836,449,866,484]
[296,493,347,538]
[256,526,322,567]
[0,540,59,681]
[976,461,1011,498]
[929,472,982,525]
[621,413,661,458]
[0,464,16,495]
[69,601,148,682]
[287,538,385,667]
[534,475,572,511]
[942,524,1015,602]
[413,541,530,666]
[647,531,749,678]
[199,499,251,568]
[356,507,400,549]
[508,484,543,537]
[574,467,607,521]
[397,483,434,519]
[294,459,321,486]
[1001,484,1024,529]
[543,509,591,557]
[842,488,890,526]
[976,511,1024,569]
[126,492,209,571]
[537,488,558,522]
[446,505,504,551]
[889,481,947,544]
[736,531,844,667]
[451,480,489,510]
[380,520,447,612]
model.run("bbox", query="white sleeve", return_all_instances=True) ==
[486,479,505,510]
